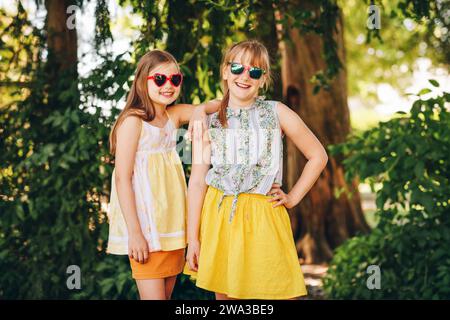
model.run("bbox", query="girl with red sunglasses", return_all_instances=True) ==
[106,50,219,300]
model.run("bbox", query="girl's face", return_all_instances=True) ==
[223,50,266,104]
[147,62,182,107]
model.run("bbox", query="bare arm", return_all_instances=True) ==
[167,99,221,127]
[186,120,211,271]
[269,102,328,208]
[115,116,149,263]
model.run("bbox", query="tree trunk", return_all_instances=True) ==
[45,0,78,109]
[276,4,371,264]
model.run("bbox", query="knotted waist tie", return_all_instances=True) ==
[216,190,256,233]
[217,192,241,223]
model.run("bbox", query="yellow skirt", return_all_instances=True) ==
[183,186,308,299]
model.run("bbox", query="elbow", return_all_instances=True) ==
[310,149,328,170]
[321,150,329,169]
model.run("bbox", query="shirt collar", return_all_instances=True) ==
[226,96,265,118]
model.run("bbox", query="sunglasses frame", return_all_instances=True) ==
[227,62,266,79]
[147,72,183,87]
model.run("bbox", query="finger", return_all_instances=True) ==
[271,183,281,188]
[197,120,205,141]
[267,194,282,202]
[272,198,286,208]
[188,256,196,271]
[143,250,149,264]
[193,121,199,141]
[193,253,199,271]
[132,250,139,262]
[193,120,202,142]
[202,117,208,132]
[138,251,144,264]
[135,251,141,263]
[267,187,281,196]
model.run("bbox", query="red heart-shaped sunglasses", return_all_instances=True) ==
[147,73,183,87]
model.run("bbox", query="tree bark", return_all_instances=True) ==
[45,0,78,108]
[276,4,371,264]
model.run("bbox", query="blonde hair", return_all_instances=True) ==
[109,50,180,155]
[218,40,272,127]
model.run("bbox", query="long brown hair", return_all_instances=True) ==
[218,40,272,127]
[109,50,180,155]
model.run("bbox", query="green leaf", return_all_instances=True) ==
[428,79,439,87]
[414,161,424,179]
[100,278,115,296]
[16,204,25,221]
[417,88,432,96]
[312,85,321,95]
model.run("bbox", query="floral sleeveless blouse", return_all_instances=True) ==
[205,97,284,222]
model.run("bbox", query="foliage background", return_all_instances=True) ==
[0,0,448,299]
[324,85,450,299]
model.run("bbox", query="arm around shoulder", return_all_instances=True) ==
[168,99,222,127]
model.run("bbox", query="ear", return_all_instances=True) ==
[259,76,266,89]
[222,65,229,81]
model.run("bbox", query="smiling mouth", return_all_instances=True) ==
[235,82,251,89]
[160,91,174,97]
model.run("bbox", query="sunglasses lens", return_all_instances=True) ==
[154,74,166,86]
[171,74,182,87]
[230,63,244,75]
[249,68,263,79]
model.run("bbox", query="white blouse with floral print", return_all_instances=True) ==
[205,97,284,222]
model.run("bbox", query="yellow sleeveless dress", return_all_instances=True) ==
[107,112,187,255]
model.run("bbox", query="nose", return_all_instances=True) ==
[162,80,172,90]
[239,69,250,81]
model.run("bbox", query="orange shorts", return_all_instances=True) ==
[128,248,186,279]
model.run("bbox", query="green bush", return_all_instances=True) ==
[323,82,450,299]
[0,96,115,298]
[0,4,209,298]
